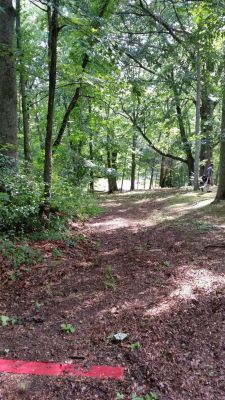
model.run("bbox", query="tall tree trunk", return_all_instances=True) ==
[43,1,58,201]
[194,46,201,191]
[107,131,113,193]
[149,165,154,190]
[143,167,147,190]
[171,72,194,179]
[0,0,17,164]
[107,132,118,193]
[89,134,94,191]
[120,153,127,192]
[160,156,166,188]
[16,0,31,165]
[111,150,118,191]
[137,159,140,189]
[88,102,94,191]
[35,108,43,148]
[130,131,137,191]
[200,92,216,174]
[216,50,225,201]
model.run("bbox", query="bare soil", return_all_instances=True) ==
[0,189,225,400]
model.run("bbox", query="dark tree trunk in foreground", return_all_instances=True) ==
[43,0,58,201]
[216,53,225,201]
[0,0,17,163]
[16,0,31,165]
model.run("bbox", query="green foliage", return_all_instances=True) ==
[163,260,171,268]
[132,393,158,400]
[0,165,100,234]
[0,169,42,233]
[51,179,100,221]
[51,248,63,258]
[130,341,141,350]
[116,393,124,400]
[60,323,75,334]
[0,238,43,270]
[0,315,17,327]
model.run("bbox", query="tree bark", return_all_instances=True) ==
[194,46,201,191]
[88,102,94,191]
[130,131,137,191]
[120,153,127,192]
[216,49,225,201]
[107,131,118,193]
[111,150,118,191]
[149,155,157,190]
[160,156,166,188]
[0,0,17,163]
[43,0,58,201]
[16,0,31,164]
[200,91,216,174]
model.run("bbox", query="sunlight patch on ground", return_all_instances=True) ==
[90,218,131,231]
[145,268,225,317]
[168,198,213,212]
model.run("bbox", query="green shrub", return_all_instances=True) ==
[0,238,43,269]
[0,166,100,233]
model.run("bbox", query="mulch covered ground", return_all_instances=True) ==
[0,189,225,399]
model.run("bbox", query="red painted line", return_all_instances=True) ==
[0,359,124,380]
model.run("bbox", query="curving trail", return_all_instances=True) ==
[0,189,225,399]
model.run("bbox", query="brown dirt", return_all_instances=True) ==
[0,189,225,399]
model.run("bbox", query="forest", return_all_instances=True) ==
[1,0,225,399]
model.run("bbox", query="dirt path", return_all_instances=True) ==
[0,189,225,399]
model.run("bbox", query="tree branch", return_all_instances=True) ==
[138,0,183,44]
[136,124,187,164]
[53,0,112,150]
[125,51,157,74]
[29,0,47,12]
[120,103,187,164]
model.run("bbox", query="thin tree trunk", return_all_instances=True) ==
[88,102,94,191]
[89,135,94,191]
[120,153,127,192]
[216,48,225,200]
[111,150,118,191]
[137,158,140,189]
[144,168,147,190]
[43,1,58,201]
[149,166,154,189]
[35,109,43,148]
[130,131,137,191]
[16,0,31,164]
[194,46,201,191]
[200,92,215,174]
[0,0,17,164]
[107,131,113,194]
[160,156,166,188]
